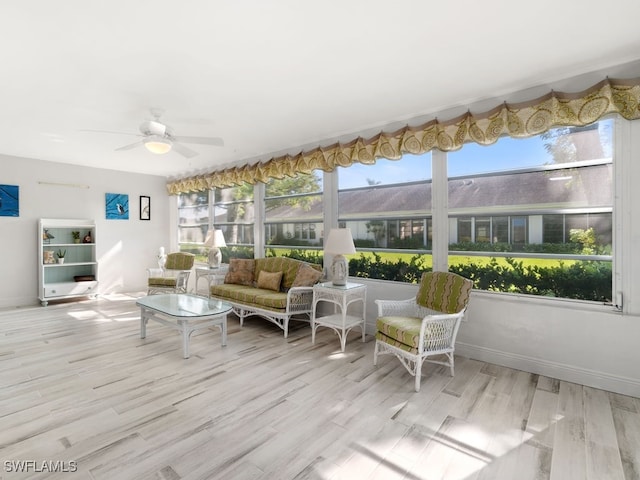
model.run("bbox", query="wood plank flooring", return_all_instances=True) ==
[1,293,639,480]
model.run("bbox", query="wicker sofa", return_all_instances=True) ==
[209,257,323,338]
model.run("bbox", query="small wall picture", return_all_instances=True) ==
[105,193,129,220]
[140,195,150,220]
[0,184,19,217]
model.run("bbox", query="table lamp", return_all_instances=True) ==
[324,228,356,286]
[204,229,226,268]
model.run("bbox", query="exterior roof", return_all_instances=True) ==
[266,163,612,221]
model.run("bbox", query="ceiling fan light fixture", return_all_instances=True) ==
[144,136,172,154]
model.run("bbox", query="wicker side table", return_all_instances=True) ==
[311,281,366,352]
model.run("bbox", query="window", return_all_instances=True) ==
[175,120,615,303]
[213,185,255,249]
[447,120,613,301]
[337,154,433,281]
[177,191,210,255]
[264,172,323,259]
[177,184,255,261]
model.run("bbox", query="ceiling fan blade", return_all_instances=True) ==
[172,135,224,147]
[171,142,199,158]
[115,140,144,151]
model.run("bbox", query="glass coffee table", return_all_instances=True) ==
[137,294,233,358]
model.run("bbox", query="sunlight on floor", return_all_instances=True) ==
[328,352,348,360]
[315,412,565,479]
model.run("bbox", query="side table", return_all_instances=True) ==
[312,281,366,352]
[195,264,229,296]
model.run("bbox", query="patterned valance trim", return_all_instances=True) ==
[167,77,640,195]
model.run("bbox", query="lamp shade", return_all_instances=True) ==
[144,135,172,154]
[204,229,226,248]
[324,228,356,254]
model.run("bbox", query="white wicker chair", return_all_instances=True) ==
[374,271,472,392]
[147,252,195,295]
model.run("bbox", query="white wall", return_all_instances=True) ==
[358,278,640,398]
[0,155,171,308]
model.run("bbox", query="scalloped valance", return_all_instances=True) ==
[167,77,640,195]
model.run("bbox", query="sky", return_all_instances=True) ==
[337,119,613,189]
[337,135,552,189]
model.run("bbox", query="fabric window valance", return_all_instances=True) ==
[167,77,640,195]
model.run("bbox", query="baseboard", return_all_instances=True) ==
[456,342,640,398]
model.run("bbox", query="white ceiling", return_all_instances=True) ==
[2,0,640,179]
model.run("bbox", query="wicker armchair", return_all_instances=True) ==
[374,271,472,392]
[147,252,195,295]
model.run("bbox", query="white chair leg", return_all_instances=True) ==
[373,341,379,365]
[415,361,422,392]
[449,353,455,376]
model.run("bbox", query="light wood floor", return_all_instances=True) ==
[1,293,639,480]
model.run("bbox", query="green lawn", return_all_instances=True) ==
[351,251,578,269]
[266,247,579,269]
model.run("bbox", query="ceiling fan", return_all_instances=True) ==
[89,110,224,158]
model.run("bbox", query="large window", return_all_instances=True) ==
[175,120,615,302]
[447,120,613,301]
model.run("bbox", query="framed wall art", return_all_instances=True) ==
[0,184,19,217]
[140,195,150,220]
[105,193,129,220]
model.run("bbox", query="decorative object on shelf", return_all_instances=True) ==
[0,184,19,217]
[43,250,55,264]
[83,231,92,243]
[324,228,356,286]
[140,195,150,221]
[204,229,226,268]
[43,229,54,244]
[56,249,66,264]
[105,192,129,220]
[74,275,95,282]
[72,231,80,243]
[157,246,167,269]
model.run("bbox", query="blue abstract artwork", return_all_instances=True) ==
[105,193,129,220]
[0,184,19,217]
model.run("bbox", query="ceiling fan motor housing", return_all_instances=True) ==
[140,120,168,137]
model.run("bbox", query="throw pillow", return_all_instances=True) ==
[291,263,323,287]
[257,270,283,292]
[224,258,255,286]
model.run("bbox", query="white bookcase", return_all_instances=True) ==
[38,218,98,306]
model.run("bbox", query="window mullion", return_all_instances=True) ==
[432,149,448,272]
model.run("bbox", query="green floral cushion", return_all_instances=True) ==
[165,252,195,270]
[148,277,177,287]
[415,272,472,314]
[224,258,255,286]
[375,331,418,354]
[252,291,288,310]
[376,316,421,351]
[209,284,288,311]
[255,257,302,290]
[291,263,323,287]
[256,270,283,291]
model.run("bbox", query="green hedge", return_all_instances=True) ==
[267,250,612,302]
[448,257,611,302]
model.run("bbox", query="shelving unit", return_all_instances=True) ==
[38,218,98,306]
